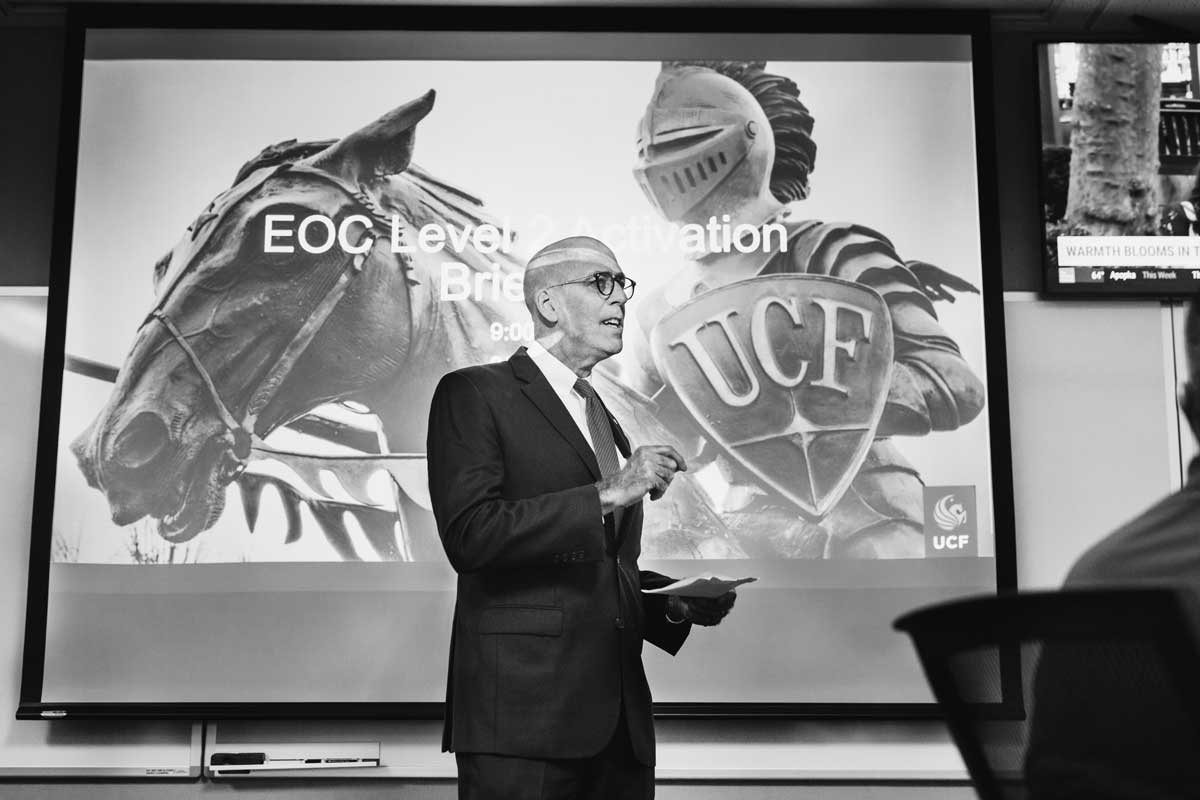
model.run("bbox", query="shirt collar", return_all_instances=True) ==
[526,340,585,399]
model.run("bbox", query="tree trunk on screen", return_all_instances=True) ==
[1065,44,1163,235]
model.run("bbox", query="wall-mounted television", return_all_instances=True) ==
[1040,40,1200,298]
[22,6,1014,719]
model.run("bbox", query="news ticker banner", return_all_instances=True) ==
[1056,236,1200,289]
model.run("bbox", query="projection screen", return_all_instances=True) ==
[22,10,1014,717]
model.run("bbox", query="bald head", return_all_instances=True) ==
[523,236,620,321]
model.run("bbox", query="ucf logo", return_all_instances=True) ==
[650,275,893,518]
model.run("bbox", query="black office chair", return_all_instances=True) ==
[895,588,1200,800]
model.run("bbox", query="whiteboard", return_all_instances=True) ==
[0,293,201,777]
[205,718,964,781]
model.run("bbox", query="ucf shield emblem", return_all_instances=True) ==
[649,275,893,519]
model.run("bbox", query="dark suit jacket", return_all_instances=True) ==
[426,348,690,765]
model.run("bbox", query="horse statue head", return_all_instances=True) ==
[70,90,526,547]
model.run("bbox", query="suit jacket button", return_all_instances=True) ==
[614,617,624,629]
[616,555,622,566]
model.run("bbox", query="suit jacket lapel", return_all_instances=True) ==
[510,348,602,482]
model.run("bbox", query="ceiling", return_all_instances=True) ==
[3,0,1200,36]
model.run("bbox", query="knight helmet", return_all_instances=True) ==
[634,63,816,226]
[633,66,776,225]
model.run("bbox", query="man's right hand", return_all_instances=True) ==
[596,445,687,514]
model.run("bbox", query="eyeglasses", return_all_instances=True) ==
[544,272,636,299]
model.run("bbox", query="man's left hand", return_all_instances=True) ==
[667,591,736,626]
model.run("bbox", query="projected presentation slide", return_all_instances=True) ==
[1041,41,1200,297]
[31,26,1006,709]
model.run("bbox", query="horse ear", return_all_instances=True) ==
[306,89,436,186]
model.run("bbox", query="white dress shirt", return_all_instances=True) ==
[526,340,599,453]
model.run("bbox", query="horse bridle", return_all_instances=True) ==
[140,161,382,463]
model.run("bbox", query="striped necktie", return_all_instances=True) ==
[574,378,621,477]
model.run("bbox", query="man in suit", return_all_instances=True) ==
[427,236,736,799]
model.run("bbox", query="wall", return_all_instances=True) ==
[0,19,61,287]
[0,10,1185,798]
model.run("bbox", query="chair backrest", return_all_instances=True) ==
[894,588,1200,800]
[1160,98,1200,174]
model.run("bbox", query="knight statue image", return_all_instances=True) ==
[624,61,986,559]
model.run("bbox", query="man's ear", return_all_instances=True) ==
[535,289,559,325]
